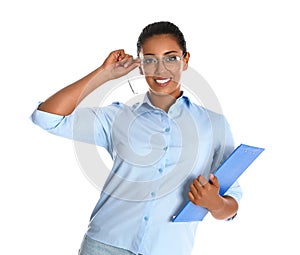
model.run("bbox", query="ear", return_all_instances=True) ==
[182,52,190,71]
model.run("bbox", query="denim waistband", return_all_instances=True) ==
[78,234,138,255]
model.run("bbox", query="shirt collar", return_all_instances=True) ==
[132,91,191,112]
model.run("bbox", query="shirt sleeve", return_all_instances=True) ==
[29,103,120,154]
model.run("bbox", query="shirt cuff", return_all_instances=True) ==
[29,102,65,131]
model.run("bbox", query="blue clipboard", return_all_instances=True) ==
[172,144,264,222]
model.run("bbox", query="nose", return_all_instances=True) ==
[154,60,168,75]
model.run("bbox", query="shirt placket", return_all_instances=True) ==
[136,110,172,255]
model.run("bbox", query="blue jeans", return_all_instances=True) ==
[78,234,136,255]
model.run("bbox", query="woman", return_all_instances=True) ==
[31,21,242,255]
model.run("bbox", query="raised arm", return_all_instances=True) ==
[38,49,140,116]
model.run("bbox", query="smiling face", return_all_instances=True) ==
[139,34,190,98]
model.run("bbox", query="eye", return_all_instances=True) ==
[143,58,157,65]
[165,55,180,63]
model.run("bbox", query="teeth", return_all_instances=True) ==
[156,78,170,84]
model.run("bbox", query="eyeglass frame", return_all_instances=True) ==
[139,53,187,72]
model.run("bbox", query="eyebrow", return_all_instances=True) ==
[143,50,179,56]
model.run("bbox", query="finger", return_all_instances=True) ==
[117,52,131,62]
[122,55,134,67]
[114,49,125,61]
[197,175,208,187]
[189,182,199,195]
[102,50,125,68]
[188,191,195,202]
[209,174,220,188]
[192,178,204,192]
[121,56,141,70]
[124,59,140,71]
[115,54,133,67]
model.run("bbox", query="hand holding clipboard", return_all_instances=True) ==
[172,144,264,222]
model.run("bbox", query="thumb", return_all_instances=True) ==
[209,174,220,188]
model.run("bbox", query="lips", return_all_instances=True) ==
[154,77,171,87]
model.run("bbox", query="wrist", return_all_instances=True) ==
[95,66,112,82]
[209,195,225,213]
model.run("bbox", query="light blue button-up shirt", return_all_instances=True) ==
[30,92,242,255]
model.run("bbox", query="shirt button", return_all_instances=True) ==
[163,146,168,151]
[158,168,163,173]
[150,192,156,197]
[144,216,149,221]
[164,127,170,132]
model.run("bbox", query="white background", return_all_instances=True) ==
[1,0,299,254]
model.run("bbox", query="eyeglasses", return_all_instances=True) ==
[140,55,184,72]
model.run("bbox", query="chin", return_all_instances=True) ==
[149,87,181,98]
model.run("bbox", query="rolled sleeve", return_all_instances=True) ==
[224,180,243,203]
[30,105,67,132]
[29,103,119,153]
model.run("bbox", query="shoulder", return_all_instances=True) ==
[93,101,142,120]
[97,101,128,113]
[188,100,227,123]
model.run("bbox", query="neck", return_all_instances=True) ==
[148,90,182,112]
